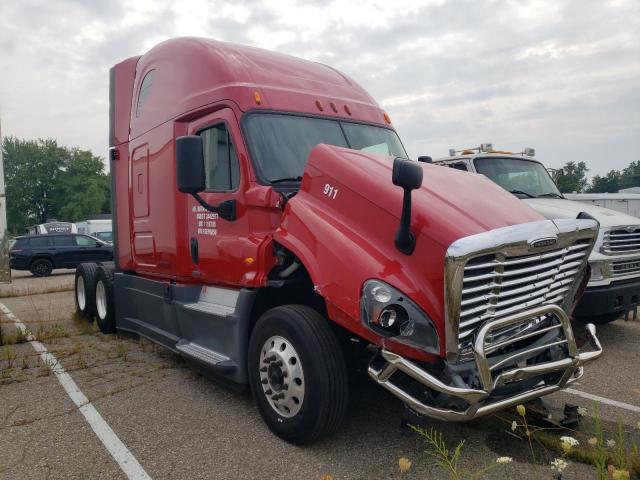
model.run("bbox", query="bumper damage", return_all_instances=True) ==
[368,304,602,422]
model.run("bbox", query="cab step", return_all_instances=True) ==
[176,340,237,372]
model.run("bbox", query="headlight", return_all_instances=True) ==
[360,279,439,354]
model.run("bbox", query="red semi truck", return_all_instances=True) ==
[75,37,603,444]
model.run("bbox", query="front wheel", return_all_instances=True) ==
[248,305,348,445]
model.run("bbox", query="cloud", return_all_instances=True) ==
[0,0,638,177]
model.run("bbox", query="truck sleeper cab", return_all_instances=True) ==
[434,145,640,324]
[76,38,602,444]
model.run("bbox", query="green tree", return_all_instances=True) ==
[57,148,110,222]
[619,161,640,189]
[1,136,110,233]
[555,161,589,193]
[588,170,622,193]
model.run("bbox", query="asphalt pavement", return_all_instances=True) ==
[0,273,637,479]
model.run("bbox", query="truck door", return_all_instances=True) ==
[185,108,249,285]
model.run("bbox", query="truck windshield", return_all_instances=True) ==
[474,157,563,199]
[244,113,408,183]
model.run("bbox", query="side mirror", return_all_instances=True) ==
[176,135,206,194]
[392,158,423,190]
[418,156,432,163]
[175,135,237,221]
[392,159,423,255]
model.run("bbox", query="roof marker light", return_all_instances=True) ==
[524,147,535,156]
[480,143,493,152]
[383,112,391,124]
[330,101,338,113]
[344,105,352,116]
[315,100,324,111]
[253,91,261,105]
[448,149,455,156]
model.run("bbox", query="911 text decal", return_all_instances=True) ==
[323,183,339,200]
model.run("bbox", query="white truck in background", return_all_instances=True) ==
[564,193,640,218]
[75,218,112,243]
[433,144,640,324]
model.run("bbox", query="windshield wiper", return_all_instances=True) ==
[536,192,565,199]
[509,189,535,198]
[271,176,303,184]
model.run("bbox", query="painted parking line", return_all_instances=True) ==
[0,302,152,480]
[565,388,640,414]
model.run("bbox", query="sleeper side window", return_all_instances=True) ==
[136,69,156,117]
[199,123,240,191]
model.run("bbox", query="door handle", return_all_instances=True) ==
[190,237,199,264]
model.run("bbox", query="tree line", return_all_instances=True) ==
[554,160,640,194]
[2,137,110,234]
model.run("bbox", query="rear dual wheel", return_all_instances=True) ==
[248,305,349,445]
[94,266,116,333]
[75,263,98,317]
[74,263,116,334]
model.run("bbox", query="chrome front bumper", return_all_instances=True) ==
[368,304,603,422]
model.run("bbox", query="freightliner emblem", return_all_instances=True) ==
[529,237,558,249]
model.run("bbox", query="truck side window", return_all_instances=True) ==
[199,123,240,191]
[136,70,156,117]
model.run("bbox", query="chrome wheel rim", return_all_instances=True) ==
[260,335,305,418]
[96,280,107,320]
[77,276,86,310]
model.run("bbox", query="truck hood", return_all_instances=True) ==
[305,145,544,250]
[524,198,640,228]
[316,146,544,247]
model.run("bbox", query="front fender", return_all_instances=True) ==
[274,187,447,362]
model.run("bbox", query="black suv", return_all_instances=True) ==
[10,234,113,277]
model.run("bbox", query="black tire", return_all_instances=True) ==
[94,266,116,334]
[75,264,98,318]
[575,313,620,325]
[30,258,53,277]
[248,305,348,445]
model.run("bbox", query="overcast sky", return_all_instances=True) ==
[0,0,638,177]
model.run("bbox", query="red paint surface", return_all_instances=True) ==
[111,38,544,362]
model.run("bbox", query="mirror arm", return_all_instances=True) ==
[395,188,416,255]
[190,193,237,221]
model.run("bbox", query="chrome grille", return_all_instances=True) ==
[612,259,640,277]
[602,227,640,255]
[457,240,591,352]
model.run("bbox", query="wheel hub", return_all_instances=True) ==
[259,335,305,418]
